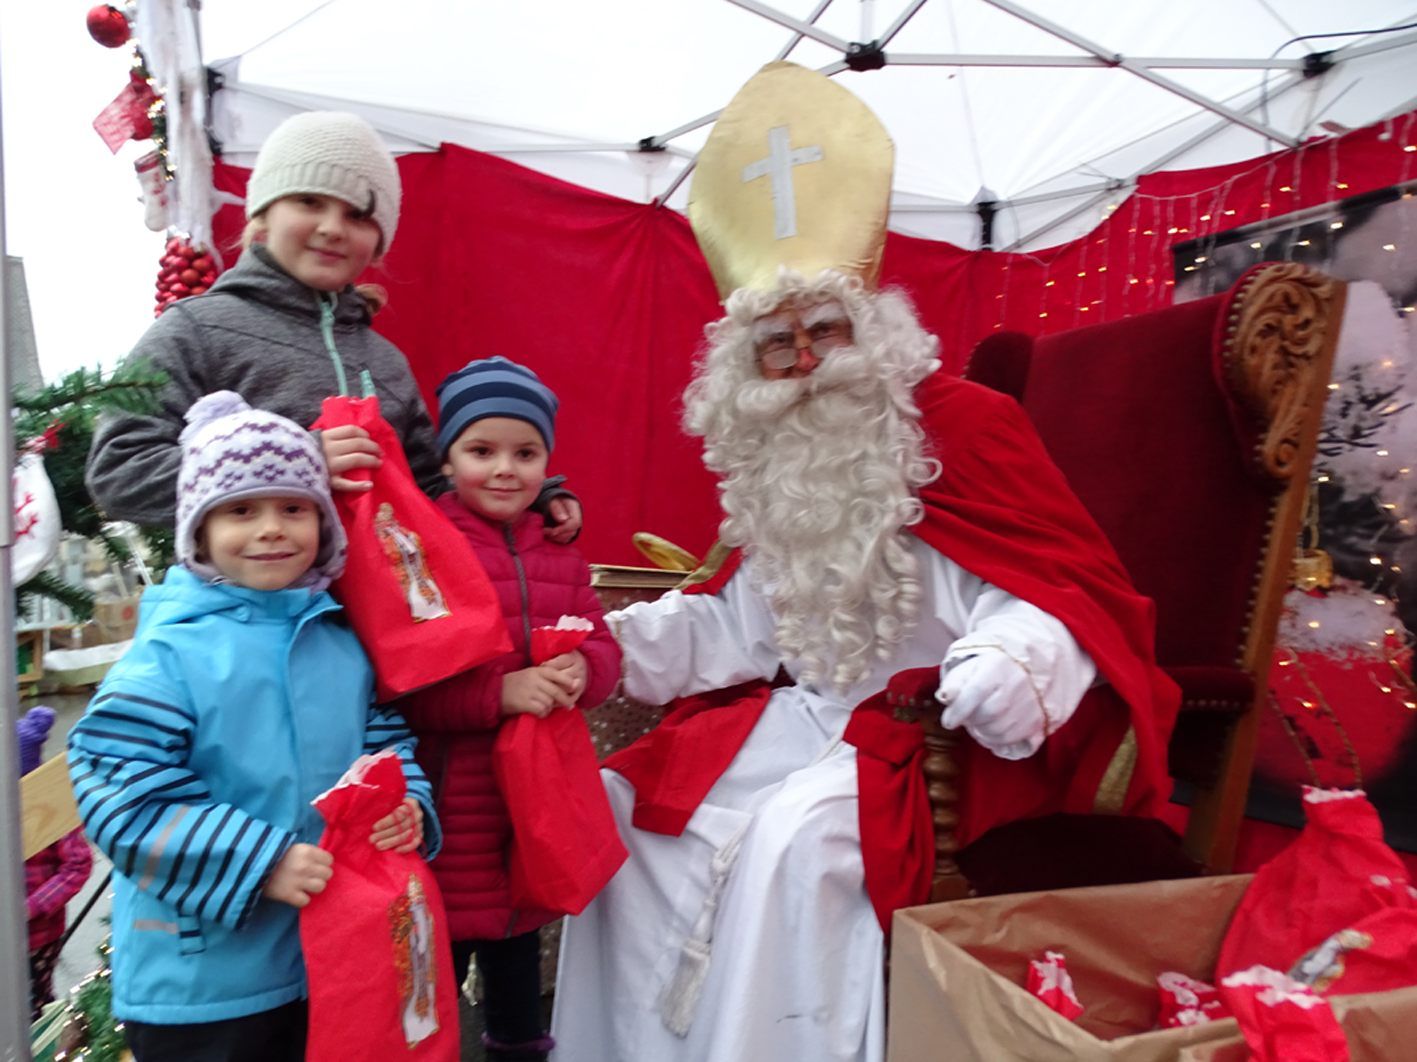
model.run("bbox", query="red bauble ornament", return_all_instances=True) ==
[86,5,130,49]
[153,237,221,315]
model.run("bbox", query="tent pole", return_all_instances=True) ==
[979,0,1299,146]
[878,0,929,48]
[775,0,835,61]
[885,52,1302,69]
[1004,71,1306,250]
[0,36,36,1061]
[1337,27,1417,62]
[722,0,853,53]
[655,160,698,207]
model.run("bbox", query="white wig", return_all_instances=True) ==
[684,269,943,691]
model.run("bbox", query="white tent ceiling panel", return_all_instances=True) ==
[194,0,1417,251]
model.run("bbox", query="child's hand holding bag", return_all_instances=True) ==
[494,616,628,921]
[312,395,511,700]
[301,751,460,1061]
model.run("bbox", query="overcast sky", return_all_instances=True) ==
[3,4,167,384]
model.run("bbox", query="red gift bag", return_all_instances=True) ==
[493,617,628,918]
[311,395,510,700]
[1215,787,1417,1060]
[1217,787,1411,980]
[301,750,460,1061]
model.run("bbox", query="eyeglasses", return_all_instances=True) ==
[753,319,854,371]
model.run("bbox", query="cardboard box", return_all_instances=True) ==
[889,876,1252,1061]
[889,874,1417,1061]
[92,593,140,644]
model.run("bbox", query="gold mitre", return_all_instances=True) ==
[689,61,894,300]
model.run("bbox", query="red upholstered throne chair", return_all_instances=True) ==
[916,262,1347,900]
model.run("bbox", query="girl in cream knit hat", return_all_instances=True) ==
[86,111,581,543]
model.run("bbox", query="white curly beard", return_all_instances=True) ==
[683,271,943,692]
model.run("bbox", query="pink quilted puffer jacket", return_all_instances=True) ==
[399,493,620,940]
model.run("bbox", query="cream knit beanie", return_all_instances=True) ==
[246,111,401,249]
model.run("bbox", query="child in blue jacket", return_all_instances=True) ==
[68,391,440,1062]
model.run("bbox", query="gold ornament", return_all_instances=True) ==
[1293,485,1334,591]
[688,62,894,299]
[1292,547,1334,591]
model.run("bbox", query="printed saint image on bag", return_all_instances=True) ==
[375,502,450,622]
[301,750,460,1061]
[390,874,441,1047]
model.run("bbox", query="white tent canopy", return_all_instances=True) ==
[189,0,1417,253]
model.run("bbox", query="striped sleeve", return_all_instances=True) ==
[67,686,294,931]
[364,703,442,859]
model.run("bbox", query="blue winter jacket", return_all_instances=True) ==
[68,566,441,1024]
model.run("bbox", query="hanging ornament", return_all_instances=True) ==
[92,73,157,154]
[135,150,170,232]
[85,4,130,49]
[153,236,217,316]
[1258,577,1415,792]
[11,451,61,585]
[1292,490,1334,592]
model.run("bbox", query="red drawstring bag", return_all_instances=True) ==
[301,750,460,1062]
[311,395,510,700]
[1217,787,1411,980]
[493,617,628,919]
[1215,787,1417,1060]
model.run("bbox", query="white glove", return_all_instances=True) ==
[935,648,1049,761]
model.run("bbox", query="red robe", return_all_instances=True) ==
[604,372,1180,927]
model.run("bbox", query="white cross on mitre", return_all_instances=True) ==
[740,126,824,240]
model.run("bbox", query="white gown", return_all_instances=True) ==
[552,538,1094,1062]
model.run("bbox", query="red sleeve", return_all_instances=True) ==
[398,650,523,732]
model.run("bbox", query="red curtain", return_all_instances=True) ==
[210,108,1417,564]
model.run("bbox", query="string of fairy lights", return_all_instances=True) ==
[981,112,1417,350]
[978,118,1417,786]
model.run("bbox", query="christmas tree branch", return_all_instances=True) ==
[18,571,96,622]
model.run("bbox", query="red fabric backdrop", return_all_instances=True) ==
[210,108,1417,564]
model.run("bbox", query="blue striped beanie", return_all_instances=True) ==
[436,357,558,455]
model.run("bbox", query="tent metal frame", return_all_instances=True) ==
[641,0,1417,245]
[209,0,1417,248]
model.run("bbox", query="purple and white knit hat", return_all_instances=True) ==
[176,391,346,589]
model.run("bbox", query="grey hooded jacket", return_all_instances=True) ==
[86,245,443,527]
